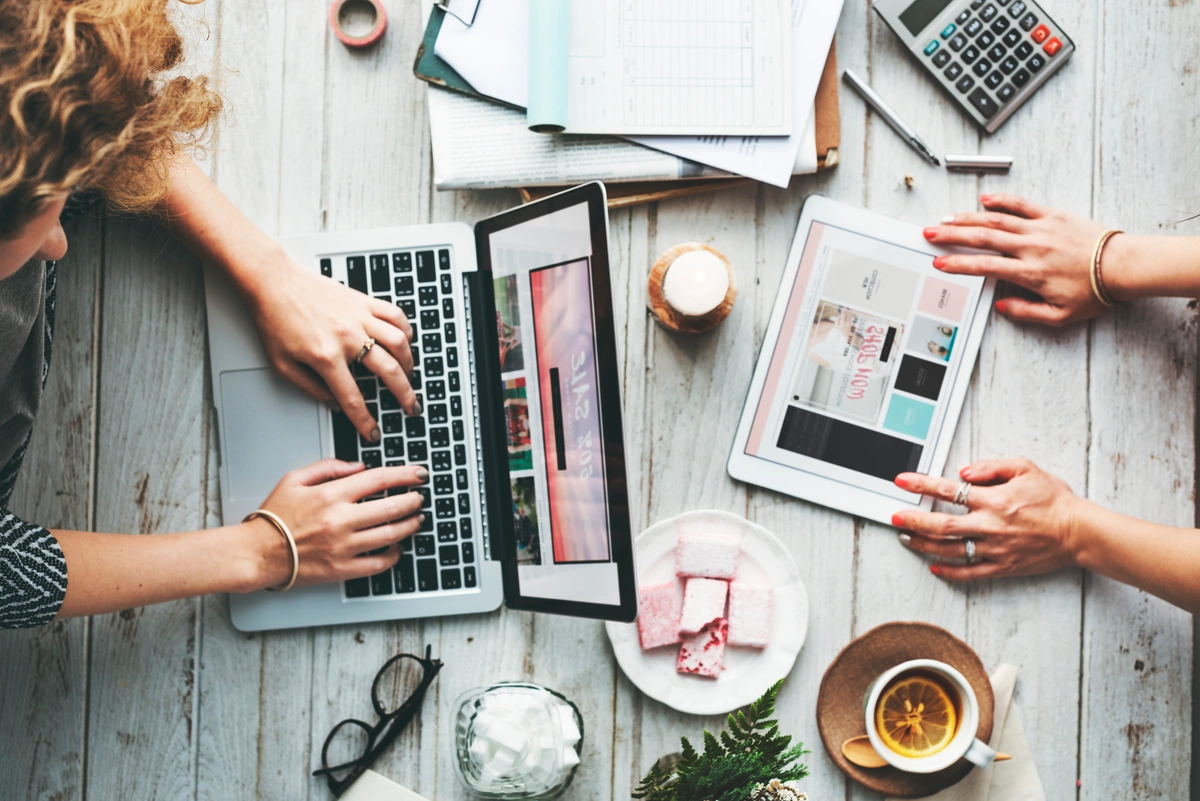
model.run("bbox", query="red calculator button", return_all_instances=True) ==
[1030,24,1050,43]
[1043,37,1062,56]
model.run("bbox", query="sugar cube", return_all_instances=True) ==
[675,527,740,579]
[637,581,682,649]
[727,582,773,648]
[679,577,729,634]
[676,619,728,679]
[561,746,580,767]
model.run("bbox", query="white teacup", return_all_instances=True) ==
[863,659,995,774]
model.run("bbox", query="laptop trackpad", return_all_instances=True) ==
[220,368,325,504]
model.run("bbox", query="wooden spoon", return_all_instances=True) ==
[840,735,1012,768]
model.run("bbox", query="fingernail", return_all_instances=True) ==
[994,299,1009,314]
[930,564,942,576]
[411,401,423,417]
[932,256,947,269]
[370,427,382,443]
[960,467,973,480]
[898,533,912,547]
[980,194,992,203]
[415,467,429,482]
[891,513,906,528]
[923,227,938,240]
[941,215,955,224]
[894,475,910,489]
[419,513,427,523]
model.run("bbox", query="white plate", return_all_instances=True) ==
[605,509,808,716]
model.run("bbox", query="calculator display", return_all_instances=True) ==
[899,0,955,35]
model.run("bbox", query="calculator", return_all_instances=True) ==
[874,0,1074,133]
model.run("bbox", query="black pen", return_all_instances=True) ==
[842,68,940,167]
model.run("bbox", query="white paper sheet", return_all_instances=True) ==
[436,0,793,137]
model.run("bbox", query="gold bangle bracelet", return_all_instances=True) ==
[243,509,299,592]
[1090,229,1122,307]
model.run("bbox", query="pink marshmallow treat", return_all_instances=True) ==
[637,582,682,650]
[676,619,728,678]
[679,577,729,634]
[675,527,740,579]
[727,583,773,648]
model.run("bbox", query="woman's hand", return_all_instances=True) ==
[249,258,418,440]
[922,194,1115,327]
[891,458,1085,581]
[248,459,428,589]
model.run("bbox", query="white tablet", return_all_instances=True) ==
[728,195,995,524]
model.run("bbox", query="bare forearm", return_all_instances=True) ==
[1069,501,1200,614]
[54,521,285,618]
[1106,234,1200,302]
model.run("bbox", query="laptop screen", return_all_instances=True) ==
[476,183,636,621]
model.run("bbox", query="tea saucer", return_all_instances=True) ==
[604,509,808,716]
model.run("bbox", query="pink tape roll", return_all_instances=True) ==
[330,0,387,48]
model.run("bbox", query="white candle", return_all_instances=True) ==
[662,249,730,317]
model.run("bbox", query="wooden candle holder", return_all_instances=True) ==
[647,243,737,334]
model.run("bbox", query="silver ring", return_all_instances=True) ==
[952,480,972,507]
[964,538,978,565]
[353,338,376,364]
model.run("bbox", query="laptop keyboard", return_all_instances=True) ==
[321,248,478,600]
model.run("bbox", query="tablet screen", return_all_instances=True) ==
[477,184,635,620]
[744,220,979,501]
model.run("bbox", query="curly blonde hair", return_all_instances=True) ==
[0,0,222,238]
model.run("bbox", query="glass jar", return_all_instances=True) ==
[452,682,584,800]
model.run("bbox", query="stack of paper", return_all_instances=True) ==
[427,0,844,189]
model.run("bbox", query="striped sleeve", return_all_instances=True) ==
[0,507,67,629]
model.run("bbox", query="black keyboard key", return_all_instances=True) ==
[446,347,458,369]
[996,83,1016,102]
[420,309,440,329]
[395,275,414,296]
[944,61,964,80]
[949,32,967,51]
[408,440,428,462]
[345,577,370,598]
[320,258,333,277]
[976,31,994,49]
[452,420,465,442]
[1000,55,1018,74]
[422,332,442,353]
[384,436,405,459]
[436,498,456,519]
[964,18,982,36]
[438,249,451,270]
[461,517,473,539]
[1027,52,1045,72]
[971,0,984,7]
[441,568,462,590]
[438,521,457,542]
[985,70,1003,88]
[454,444,466,466]
[457,493,471,515]
[405,416,426,438]
[933,50,951,68]
[362,449,382,469]
[1015,41,1033,59]
[979,3,996,22]
[462,542,475,564]
[961,45,980,63]
[416,487,431,509]
[1009,0,1027,18]
[371,568,394,595]
[434,473,453,495]
[352,361,372,378]
[416,559,438,591]
[401,536,412,551]
[346,256,368,294]
[987,43,1005,61]
[387,460,405,469]
[967,87,999,117]
[419,286,438,307]
[370,255,389,293]
[381,389,399,410]
[418,513,433,533]
[972,58,992,76]
[1011,67,1031,86]
[433,450,452,472]
[442,298,455,319]
[439,544,460,566]
[464,566,477,587]
[394,252,412,273]
[410,369,422,391]
[398,299,416,319]
[456,468,469,490]
[448,371,461,392]
[412,346,421,367]
[429,404,448,424]
[440,273,453,295]
[1019,11,1037,30]
[430,426,450,448]
[955,9,970,23]
[991,15,1010,34]
[427,380,445,401]
[415,534,435,556]
[450,396,462,417]
[396,555,416,592]
[444,322,457,343]
[382,412,404,435]
[1002,28,1021,46]
[416,251,436,283]
[956,74,976,93]
[424,356,444,378]
[997,0,1011,5]
[332,411,359,462]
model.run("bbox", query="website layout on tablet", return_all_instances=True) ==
[488,201,619,605]
[745,221,979,501]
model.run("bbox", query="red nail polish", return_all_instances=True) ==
[932,256,947,269]
[994,299,1009,314]
[894,475,909,489]
[980,194,992,203]
[930,565,942,576]
[923,227,938,240]
[960,468,972,480]
[891,513,906,528]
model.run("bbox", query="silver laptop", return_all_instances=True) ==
[204,183,638,631]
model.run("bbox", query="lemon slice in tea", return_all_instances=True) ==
[875,675,958,759]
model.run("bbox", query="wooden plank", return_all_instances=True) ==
[0,215,102,801]
[1080,0,1198,796]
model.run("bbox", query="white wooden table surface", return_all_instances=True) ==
[2,1,1198,799]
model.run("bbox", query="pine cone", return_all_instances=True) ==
[748,778,807,801]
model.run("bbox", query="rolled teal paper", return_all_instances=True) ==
[527,0,569,132]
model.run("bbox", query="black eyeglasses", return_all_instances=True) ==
[313,645,443,797]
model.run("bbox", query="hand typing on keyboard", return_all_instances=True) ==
[248,460,430,588]
[250,260,419,441]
